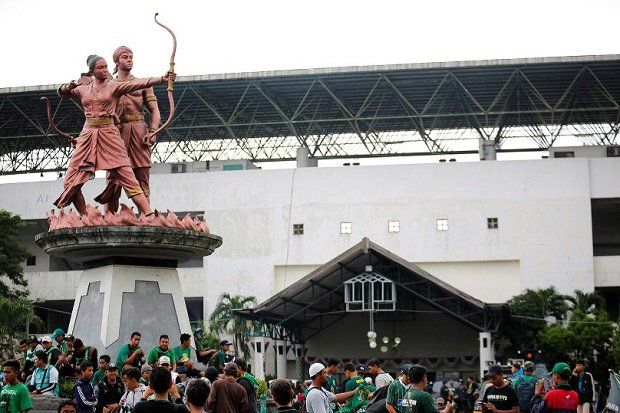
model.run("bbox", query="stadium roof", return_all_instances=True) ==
[1,54,619,173]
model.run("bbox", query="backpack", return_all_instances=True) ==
[515,377,536,413]
[302,387,326,413]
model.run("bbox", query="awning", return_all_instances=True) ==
[237,237,506,343]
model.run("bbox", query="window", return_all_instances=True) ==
[26,256,36,266]
[436,219,448,231]
[487,217,498,229]
[340,222,352,234]
[293,223,304,235]
[388,220,400,233]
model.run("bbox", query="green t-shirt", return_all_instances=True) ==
[387,379,411,412]
[172,346,192,364]
[147,347,175,365]
[116,344,141,367]
[345,376,365,392]
[55,341,68,354]
[214,350,226,369]
[0,382,33,413]
[326,375,339,394]
[401,388,438,413]
[92,368,105,386]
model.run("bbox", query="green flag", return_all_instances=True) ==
[606,371,620,413]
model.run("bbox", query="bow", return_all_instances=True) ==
[148,12,177,143]
[41,97,76,146]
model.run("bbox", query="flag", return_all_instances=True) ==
[606,371,620,413]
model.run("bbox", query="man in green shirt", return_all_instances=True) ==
[1,359,33,413]
[172,333,192,369]
[211,340,232,373]
[325,358,341,394]
[147,335,176,370]
[51,328,68,355]
[116,331,144,369]
[344,363,365,392]
[403,364,454,413]
[92,355,110,386]
[386,363,413,413]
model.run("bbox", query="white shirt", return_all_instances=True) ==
[375,372,395,389]
[120,383,147,409]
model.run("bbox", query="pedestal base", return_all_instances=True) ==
[68,264,192,357]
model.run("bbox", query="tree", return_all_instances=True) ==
[0,210,31,297]
[501,287,570,354]
[567,290,606,313]
[0,297,43,358]
[209,293,257,359]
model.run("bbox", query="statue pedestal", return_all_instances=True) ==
[36,226,222,354]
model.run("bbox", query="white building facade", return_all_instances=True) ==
[1,150,619,378]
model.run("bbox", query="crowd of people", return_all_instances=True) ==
[0,330,611,413]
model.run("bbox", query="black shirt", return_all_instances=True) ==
[134,399,189,413]
[95,378,125,413]
[483,384,519,411]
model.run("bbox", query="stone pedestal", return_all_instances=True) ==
[36,226,222,354]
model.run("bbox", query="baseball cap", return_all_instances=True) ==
[485,364,504,378]
[399,363,413,375]
[106,363,119,371]
[141,364,153,374]
[549,362,571,376]
[51,328,65,339]
[523,361,535,372]
[356,364,366,373]
[220,339,233,346]
[41,336,52,343]
[224,362,238,375]
[158,356,171,366]
[309,362,325,378]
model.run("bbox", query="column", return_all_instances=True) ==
[252,337,266,381]
[479,331,495,379]
[276,340,287,379]
[294,344,305,381]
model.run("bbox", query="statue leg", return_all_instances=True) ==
[134,167,150,202]
[73,189,87,216]
[113,166,152,215]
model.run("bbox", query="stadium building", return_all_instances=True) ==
[0,55,619,380]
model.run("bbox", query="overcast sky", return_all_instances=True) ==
[1,0,619,88]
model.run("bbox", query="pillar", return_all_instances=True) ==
[252,337,266,381]
[479,331,495,379]
[276,340,287,379]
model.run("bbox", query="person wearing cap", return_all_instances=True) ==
[120,367,147,411]
[530,362,579,413]
[306,362,356,413]
[512,361,538,413]
[158,356,182,385]
[28,350,60,396]
[94,363,124,413]
[368,359,394,390]
[481,365,519,413]
[92,355,111,386]
[386,364,413,413]
[116,332,144,369]
[212,340,233,373]
[402,364,454,413]
[140,363,152,385]
[40,336,62,367]
[569,360,595,413]
[207,362,248,413]
[134,367,188,413]
[52,329,68,355]
[270,379,297,413]
[147,335,177,370]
